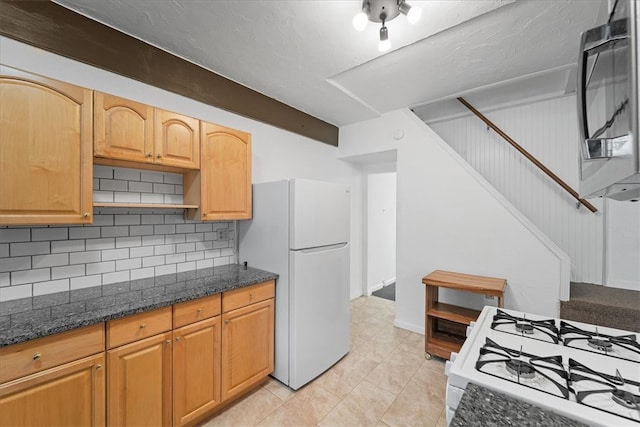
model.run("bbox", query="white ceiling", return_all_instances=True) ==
[53,0,607,128]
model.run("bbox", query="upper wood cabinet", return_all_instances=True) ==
[94,92,153,164]
[184,122,252,220]
[94,92,200,170]
[0,66,93,225]
[154,109,200,170]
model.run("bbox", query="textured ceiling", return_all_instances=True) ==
[53,0,607,127]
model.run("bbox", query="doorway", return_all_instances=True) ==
[366,171,397,299]
[339,149,397,301]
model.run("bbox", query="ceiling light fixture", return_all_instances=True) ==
[353,0,422,52]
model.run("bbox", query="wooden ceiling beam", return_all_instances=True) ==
[0,0,339,146]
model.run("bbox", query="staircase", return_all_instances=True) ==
[426,95,604,286]
[560,283,640,332]
[423,97,640,330]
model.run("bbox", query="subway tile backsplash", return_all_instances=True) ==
[0,166,237,302]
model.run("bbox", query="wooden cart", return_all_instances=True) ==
[422,270,506,360]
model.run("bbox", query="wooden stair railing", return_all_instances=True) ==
[457,97,598,213]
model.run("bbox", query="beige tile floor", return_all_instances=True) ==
[200,295,447,427]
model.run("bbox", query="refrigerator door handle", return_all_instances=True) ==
[297,243,348,254]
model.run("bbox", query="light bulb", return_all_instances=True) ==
[378,25,390,52]
[407,5,422,24]
[378,39,391,52]
[353,12,368,31]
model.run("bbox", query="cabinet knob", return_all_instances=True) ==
[197,308,204,314]
[156,154,162,159]
[224,319,230,325]
[146,152,152,158]
[96,364,103,370]
[139,323,146,329]
[249,293,253,300]
[83,212,91,218]
[175,336,181,341]
[32,353,42,361]
[165,340,171,345]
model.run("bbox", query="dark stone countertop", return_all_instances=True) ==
[0,264,278,347]
[450,383,587,427]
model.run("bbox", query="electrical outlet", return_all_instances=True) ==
[217,229,230,240]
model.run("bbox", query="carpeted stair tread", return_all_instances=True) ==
[568,282,640,309]
[560,282,640,332]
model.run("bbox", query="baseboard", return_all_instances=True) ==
[605,279,640,292]
[368,277,396,295]
[369,283,384,294]
[383,277,396,286]
[393,318,424,335]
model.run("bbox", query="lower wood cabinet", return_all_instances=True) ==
[107,332,173,427]
[221,294,274,401]
[173,317,222,426]
[0,353,105,426]
[0,281,274,427]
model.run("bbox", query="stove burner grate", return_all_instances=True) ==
[560,321,640,362]
[612,389,639,410]
[587,338,613,352]
[569,358,640,423]
[515,322,534,334]
[505,359,536,379]
[475,338,570,399]
[491,310,559,343]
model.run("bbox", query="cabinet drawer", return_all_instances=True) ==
[222,281,275,313]
[107,307,172,349]
[173,294,221,328]
[0,324,104,384]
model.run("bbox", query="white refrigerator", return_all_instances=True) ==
[238,178,351,390]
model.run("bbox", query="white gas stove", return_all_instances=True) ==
[445,306,640,426]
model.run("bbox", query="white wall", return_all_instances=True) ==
[367,172,396,293]
[428,95,604,285]
[605,199,640,291]
[339,109,569,332]
[0,37,364,300]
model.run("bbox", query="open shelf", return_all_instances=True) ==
[93,202,198,209]
[432,330,466,347]
[422,270,506,360]
[426,302,480,325]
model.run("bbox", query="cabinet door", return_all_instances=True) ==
[94,92,154,164]
[0,353,105,426]
[154,109,200,169]
[0,66,93,225]
[173,317,221,426]
[221,298,273,401]
[198,122,252,220]
[107,332,172,427]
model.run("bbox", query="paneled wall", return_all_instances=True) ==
[428,95,604,284]
[0,166,236,302]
